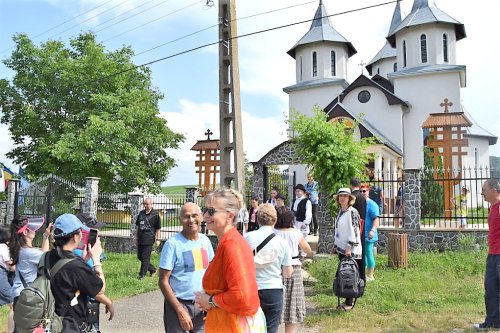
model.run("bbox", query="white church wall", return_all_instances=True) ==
[294,43,349,82]
[371,57,397,79]
[394,71,462,169]
[396,25,457,69]
[463,137,491,172]
[288,85,343,117]
[342,86,404,151]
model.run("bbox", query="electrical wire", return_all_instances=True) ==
[92,0,399,85]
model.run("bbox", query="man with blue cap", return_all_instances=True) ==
[48,213,115,332]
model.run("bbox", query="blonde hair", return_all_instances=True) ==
[204,188,244,220]
[257,203,277,226]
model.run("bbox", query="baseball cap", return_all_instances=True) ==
[76,212,106,229]
[53,213,89,238]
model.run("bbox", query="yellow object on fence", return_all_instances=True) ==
[388,233,408,269]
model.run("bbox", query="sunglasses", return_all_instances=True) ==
[202,207,228,216]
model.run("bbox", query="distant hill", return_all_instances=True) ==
[161,185,197,195]
[491,156,500,178]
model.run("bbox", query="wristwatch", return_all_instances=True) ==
[208,295,217,308]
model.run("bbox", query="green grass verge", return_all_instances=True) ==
[161,185,196,195]
[304,250,486,332]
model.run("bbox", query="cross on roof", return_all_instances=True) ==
[358,60,366,74]
[205,129,213,140]
[440,98,453,113]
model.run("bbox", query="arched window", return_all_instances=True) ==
[377,68,380,75]
[300,56,303,81]
[393,62,397,72]
[403,40,407,68]
[420,34,428,63]
[474,147,479,167]
[312,51,318,77]
[330,50,336,76]
[443,34,449,62]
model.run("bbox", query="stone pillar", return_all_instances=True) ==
[317,194,334,254]
[83,177,100,218]
[129,193,144,238]
[0,201,6,224]
[185,187,200,203]
[403,169,421,230]
[6,179,19,224]
[251,164,264,202]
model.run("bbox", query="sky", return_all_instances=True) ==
[0,0,499,187]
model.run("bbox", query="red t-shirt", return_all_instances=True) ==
[488,201,500,254]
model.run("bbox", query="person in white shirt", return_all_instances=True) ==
[291,184,312,258]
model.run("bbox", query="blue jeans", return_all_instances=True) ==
[258,289,283,333]
[484,255,500,327]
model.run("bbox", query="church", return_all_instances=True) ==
[281,0,497,183]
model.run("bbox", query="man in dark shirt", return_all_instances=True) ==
[350,177,366,281]
[50,213,114,331]
[134,197,161,279]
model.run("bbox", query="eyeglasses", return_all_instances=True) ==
[202,207,228,216]
[361,190,369,193]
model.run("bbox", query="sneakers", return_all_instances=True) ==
[366,276,375,282]
[338,303,353,311]
[473,322,500,331]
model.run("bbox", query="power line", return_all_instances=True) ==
[93,0,169,33]
[0,0,118,55]
[93,0,399,85]
[101,1,203,43]
[134,0,317,57]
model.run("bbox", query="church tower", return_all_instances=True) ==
[283,0,357,117]
[366,1,402,78]
[386,0,467,169]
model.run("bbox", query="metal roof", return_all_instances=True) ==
[462,107,498,145]
[387,0,466,47]
[283,77,349,94]
[388,64,466,82]
[287,1,356,59]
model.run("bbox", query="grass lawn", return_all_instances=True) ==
[161,185,196,195]
[0,250,488,332]
[304,250,487,333]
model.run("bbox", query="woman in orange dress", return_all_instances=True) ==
[194,188,266,333]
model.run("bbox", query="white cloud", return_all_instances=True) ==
[161,99,288,185]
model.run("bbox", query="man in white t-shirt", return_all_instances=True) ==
[159,203,215,333]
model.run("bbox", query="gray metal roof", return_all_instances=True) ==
[287,1,356,59]
[388,64,466,81]
[462,107,498,145]
[283,77,349,94]
[366,1,400,75]
[387,0,466,47]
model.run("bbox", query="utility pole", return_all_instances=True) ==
[218,0,244,192]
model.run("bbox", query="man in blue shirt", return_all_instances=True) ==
[158,202,214,333]
[305,174,320,236]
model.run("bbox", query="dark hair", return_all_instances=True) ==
[0,225,10,244]
[53,229,81,259]
[275,206,295,229]
[9,216,29,265]
[350,177,361,187]
[251,195,260,202]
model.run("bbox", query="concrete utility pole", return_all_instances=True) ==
[218,0,245,192]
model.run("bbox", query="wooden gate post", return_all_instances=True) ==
[388,233,408,268]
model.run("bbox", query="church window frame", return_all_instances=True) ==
[312,51,318,77]
[420,34,428,63]
[443,33,449,62]
[403,40,407,68]
[330,50,336,76]
[300,56,303,81]
[393,62,397,72]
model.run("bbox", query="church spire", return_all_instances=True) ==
[388,0,402,35]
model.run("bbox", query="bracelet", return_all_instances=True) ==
[93,264,102,268]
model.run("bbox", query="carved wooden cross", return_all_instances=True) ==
[440,98,453,113]
[205,129,213,140]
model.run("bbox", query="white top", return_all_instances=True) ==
[244,226,292,290]
[333,207,362,259]
[292,195,312,224]
[273,228,304,266]
[0,243,10,270]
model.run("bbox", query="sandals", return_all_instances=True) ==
[338,303,353,311]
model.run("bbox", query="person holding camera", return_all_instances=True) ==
[50,214,114,332]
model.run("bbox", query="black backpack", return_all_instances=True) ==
[333,257,365,309]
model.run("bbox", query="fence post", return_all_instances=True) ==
[6,179,19,224]
[403,169,421,230]
[185,187,200,203]
[83,177,100,218]
[129,193,144,238]
[0,201,5,224]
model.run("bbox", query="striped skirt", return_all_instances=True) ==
[281,265,305,324]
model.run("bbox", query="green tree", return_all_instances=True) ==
[0,33,184,193]
[289,107,373,213]
[421,147,444,217]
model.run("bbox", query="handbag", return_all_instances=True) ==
[252,233,277,268]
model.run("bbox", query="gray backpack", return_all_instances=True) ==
[14,253,75,333]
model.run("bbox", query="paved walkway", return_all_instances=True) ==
[99,289,320,333]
